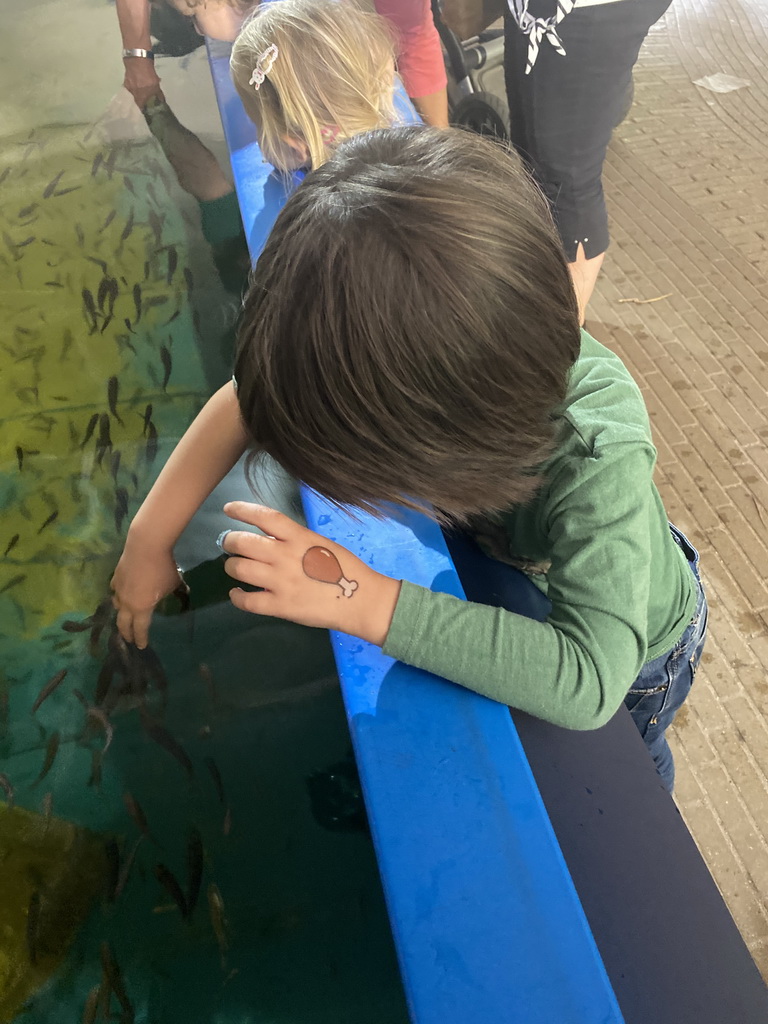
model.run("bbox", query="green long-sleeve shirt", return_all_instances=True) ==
[382,332,697,730]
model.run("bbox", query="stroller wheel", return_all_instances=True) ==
[451,92,510,140]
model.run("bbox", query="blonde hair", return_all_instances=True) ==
[230,0,397,171]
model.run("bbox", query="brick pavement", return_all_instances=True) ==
[587,0,768,977]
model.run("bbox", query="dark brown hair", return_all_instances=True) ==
[235,126,581,521]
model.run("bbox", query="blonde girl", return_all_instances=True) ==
[230,0,397,172]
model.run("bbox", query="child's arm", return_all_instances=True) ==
[111,382,249,648]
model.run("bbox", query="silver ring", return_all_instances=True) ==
[216,529,231,554]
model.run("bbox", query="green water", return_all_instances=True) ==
[0,3,409,1021]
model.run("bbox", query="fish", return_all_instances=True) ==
[74,690,114,754]
[148,209,163,245]
[141,404,153,436]
[0,574,26,594]
[27,891,42,964]
[110,450,122,483]
[164,308,180,326]
[107,376,123,423]
[140,712,194,780]
[97,276,110,311]
[99,313,113,335]
[123,318,135,334]
[186,827,204,918]
[88,749,103,788]
[104,147,118,179]
[123,792,154,842]
[99,942,134,1019]
[75,223,85,247]
[137,646,168,708]
[154,863,187,917]
[144,295,168,310]
[115,836,144,899]
[82,288,98,333]
[80,412,99,449]
[32,731,60,787]
[123,174,135,196]
[96,414,112,468]
[42,792,53,820]
[53,185,81,197]
[61,617,93,633]
[0,772,14,806]
[42,169,65,198]
[207,884,228,968]
[146,181,158,205]
[183,267,194,292]
[145,422,158,465]
[166,246,178,285]
[81,985,101,1024]
[15,236,35,247]
[105,840,120,901]
[60,328,74,361]
[115,487,129,533]
[0,688,9,741]
[160,346,172,391]
[31,668,67,714]
[37,509,59,534]
[91,153,103,177]
[44,280,64,288]
[15,446,23,471]
[132,283,142,323]
[204,757,226,805]
[86,255,109,275]
[18,202,38,219]
[119,208,135,244]
[99,209,116,232]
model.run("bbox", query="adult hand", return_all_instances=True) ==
[110,540,184,648]
[219,503,401,647]
[123,56,162,109]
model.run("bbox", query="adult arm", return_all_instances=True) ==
[115,0,162,107]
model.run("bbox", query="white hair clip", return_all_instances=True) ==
[249,44,279,91]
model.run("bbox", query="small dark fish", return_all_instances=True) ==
[208,884,228,968]
[223,807,232,837]
[60,327,73,361]
[75,223,85,247]
[110,450,122,483]
[44,280,64,288]
[0,574,26,594]
[146,181,158,205]
[140,713,194,780]
[31,668,67,714]
[205,757,226,805]
[154,863,187,917]
[160,346,172,391]
[86,255,109,275]
[0,772,14,806]
[97,276,110,312]
[186,827,204,918]
[32,731,60,787]
[15,446,23,471]
[145,422,158,465]
[74,690,114,754]
[96,413,112,467]
[123,174,135,196]
[91,153,103,177]
[94,656,117,707]
[42,169,65,198]
[0,689,8,741]
[15,236,35,247]
[62,618,93,633]
[123,318,135,334]
[119,208,135,244]
[99,941,134,1019]
[123,792,154,842]
[141,404,153,436]
[0,167,9,185]
[99,313,113,336]
[183,267,194,292]
[81,985,101,1024]
[82,288,98,333]
[148,209,163,246]
[27,891,42,965]
[144,295,168,310]
[137,646,168,707]
[115,487,129,533]
[164,308,180,326]
[107,376,123,423]
[105,839,120,901]
[53,186,81,197]
[3,534,19,557]
[19,202,38,219]
[88,748,103,789]
[166,246,178,285]
[132,283,142,323]
[115,836,144,899]
[103,146,118,179]
[80,412,99,449]
[37,509,59,534]
[99,209,116,233]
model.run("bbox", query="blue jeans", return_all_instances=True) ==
[623,526,708,793]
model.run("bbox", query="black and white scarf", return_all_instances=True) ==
[507,0,576,74]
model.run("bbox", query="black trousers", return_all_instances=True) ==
[504,0,672,260]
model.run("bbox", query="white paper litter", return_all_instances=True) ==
[694,73,750,94]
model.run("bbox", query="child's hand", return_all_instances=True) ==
[220,503,402,647]
[110,542,184,649]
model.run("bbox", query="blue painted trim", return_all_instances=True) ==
[206,40,624,1024]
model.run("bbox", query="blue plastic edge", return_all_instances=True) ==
[206,38,624,1024]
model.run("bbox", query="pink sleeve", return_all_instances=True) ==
[373,0,448,98]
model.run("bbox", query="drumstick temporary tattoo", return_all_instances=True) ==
[302,546,359,598]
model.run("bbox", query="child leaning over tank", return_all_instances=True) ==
[110,127,708,794]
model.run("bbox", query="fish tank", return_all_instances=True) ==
[0,3,409,1021]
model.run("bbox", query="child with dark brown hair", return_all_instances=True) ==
[111,126,707,792]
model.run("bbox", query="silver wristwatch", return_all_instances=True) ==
[122,47,155,59]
